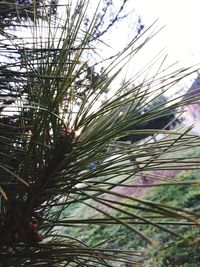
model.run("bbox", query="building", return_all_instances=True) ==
[182,73,200,134]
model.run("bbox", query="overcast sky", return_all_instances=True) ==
[34,1,200,92]
[96,0,200,94]
[130,0,200,65]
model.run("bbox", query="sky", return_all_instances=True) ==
[6,0,200,94]
[57,1,200,69]
[133,0,200,64]
[97,0,200,95]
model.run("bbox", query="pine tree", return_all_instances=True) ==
[0,1,199,266]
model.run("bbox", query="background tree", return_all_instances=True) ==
[118,94,177,143]
[0,0,143,114]
[0,0,58,28]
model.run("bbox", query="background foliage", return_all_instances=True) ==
[65,169,200,266]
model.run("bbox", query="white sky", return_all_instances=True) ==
[58,1,200,68]
[131,0,200,65]
[96,0,200,95]
[9,1,200,92]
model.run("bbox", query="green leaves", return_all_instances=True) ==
[0,0,200,266]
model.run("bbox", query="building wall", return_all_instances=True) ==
[183,103,200,135]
